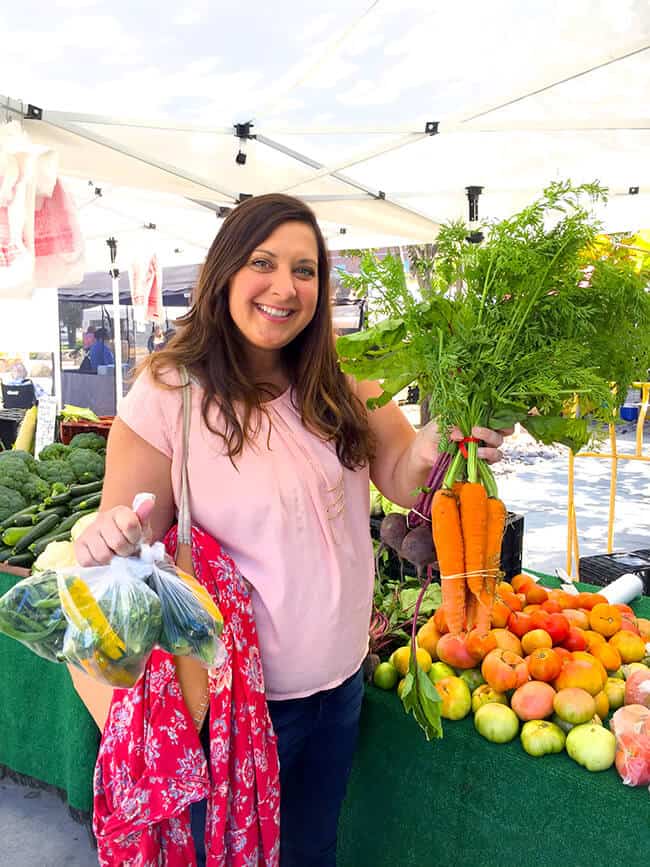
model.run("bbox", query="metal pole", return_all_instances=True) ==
[106,238,123,411]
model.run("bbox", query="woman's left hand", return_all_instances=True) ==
[413,421,513,469]
[449,425,513,465]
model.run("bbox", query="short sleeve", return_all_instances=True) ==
[118,368,180,459]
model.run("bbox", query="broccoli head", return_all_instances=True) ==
[39,443,70,462]
[68,433,107,453]
[35,459,77,488]
[23,474,51,503]
[0,484,27,523]
[0,458,31,496]
[0,450,39,474]
[68,448,105,483]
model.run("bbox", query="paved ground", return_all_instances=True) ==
[2,419,649,866]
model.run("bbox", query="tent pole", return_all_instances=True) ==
[106,238,123,411]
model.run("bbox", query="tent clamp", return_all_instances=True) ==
[628,186,640,195]
[238,193,253,203]
[424,121,439,135]
[144,222,157,230]
[467,230,484,245]
[375,190,386,200]
[234,121,255,165]
[217,206,232,218]
[465,185,484,222]
[25,104,43,120]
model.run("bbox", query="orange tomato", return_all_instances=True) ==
[554,655,607,696]
[637,618,650,641]
[465,628,497,662]
[594,690,609,719]
[490,628,523,656]
[527,647,563,682]
[561,626,588,652]
[541,599,563,614]
[525,584,549,605]
[589,603,622,637]
[433,606,449,635]
[592,641,621,673]
[574,592,608,611]
[614,603,635,617]
[523,604,543,615]
[502,593,523,613]
[521,629,553,655]
[549,589,578,611]
[582,629,607,652]
[609,631,647,663]
[511,574,534,594]
[562,608,590,630]
[508,611,535,638]
[553,646,573,666]
[490,598,512,629]
[482,648,529,693]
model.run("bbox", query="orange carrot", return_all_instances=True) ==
[459,482,488,608]
[479,497,507,614]
[432,489,465,634]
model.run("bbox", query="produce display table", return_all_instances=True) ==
[1,569,648,864]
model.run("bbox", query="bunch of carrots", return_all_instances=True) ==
[431,440,507,635]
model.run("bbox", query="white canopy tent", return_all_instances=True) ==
[1,0,649,406]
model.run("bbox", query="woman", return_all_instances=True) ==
[74,194,506,866]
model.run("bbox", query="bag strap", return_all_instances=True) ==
[177,366,192,545]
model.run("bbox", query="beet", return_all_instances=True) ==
[379,512,408,554]
[362,652,381,683]
[399,525,436,577]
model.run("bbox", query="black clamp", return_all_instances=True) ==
[106,237,119,278]
[238,193,253,203]
[144,222,157,230]
[375,190,386,200]
[25,104,43,120]
[465,186,484,222]
[628,186,640,195]
[217,206,233,219]
[234,122,256,165]
[424,121,439,135]
[466,230,484,245]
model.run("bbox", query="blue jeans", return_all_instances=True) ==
[190,667,364,867]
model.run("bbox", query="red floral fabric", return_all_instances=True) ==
[93,525,281,866]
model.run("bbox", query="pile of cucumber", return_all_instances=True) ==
[0,481,102,568]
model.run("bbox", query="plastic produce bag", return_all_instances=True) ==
[609,705,650,787]
[0,570,67,662]
[143,541,225,668]
[58,558,163,687]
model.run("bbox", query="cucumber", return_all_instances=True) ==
[30,530,73,558]
[68,492,102,512]
[2,526,33,548]
[33,506,69,524]
[45,490,72,506]
[6,552,35,567]
[69,480,103,498]
[13,514,62,553]
[13,514,37,527]
[56,509,97,534]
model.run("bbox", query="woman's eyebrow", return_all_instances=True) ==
[253,248,317,266]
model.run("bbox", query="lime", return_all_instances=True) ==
[373,662,399,690]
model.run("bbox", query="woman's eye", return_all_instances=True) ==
[295,266,316,277]
[250,258,272,269]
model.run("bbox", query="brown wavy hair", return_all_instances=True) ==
[146,193,373,469]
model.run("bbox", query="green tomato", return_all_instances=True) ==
[373,662,399,691]
[520,720,566,757]
[566,723,616,772]
[428,661,455,684]
[459,668,485,692]
[474,703,519,744]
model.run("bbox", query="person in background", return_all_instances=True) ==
[87,327,115,372]
[147,323,167,353]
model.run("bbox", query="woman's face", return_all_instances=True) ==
[228,221,319,370]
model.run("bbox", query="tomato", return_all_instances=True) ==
[541,599,563,614]
[529,609,553,633]
[561,626,588,652]
[490,598,511,629]
[525,584,549,605]
[574,592,608,611]
[527,647,563,682]
[545,612,570,645]
[507,611,535,638]
[511,574,535,594]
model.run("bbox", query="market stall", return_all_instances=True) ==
[1,569,648,864]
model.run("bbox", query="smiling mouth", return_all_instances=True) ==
[255,303,295,320]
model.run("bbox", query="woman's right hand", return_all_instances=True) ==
[74,498,156,567]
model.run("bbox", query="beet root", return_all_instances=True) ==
[399,525,436,570]
[379,512,408,553]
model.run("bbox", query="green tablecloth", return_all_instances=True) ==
[0,570,100,816]
[1,569,649,863]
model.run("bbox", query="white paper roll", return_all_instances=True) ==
[600,573,644,605]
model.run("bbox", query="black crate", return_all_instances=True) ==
[0,408,26,450]
[370,511,524,582]
[578,550,650,594]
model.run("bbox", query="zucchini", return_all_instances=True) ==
[56,509,97,534]
[33,506,69,524]
[45,490,71,506]
[2,526,33,548]
[13,513,38,527]
[68,492,102,512]
[31,530,73,558]
[13,514,62,553]
[0,545,14,562]
[0,504,41,531]
[69,480,103,498]
[6,552,35,567]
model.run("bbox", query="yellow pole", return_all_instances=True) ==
[635,382,650,457]
[607,422,618,553]
[566,449,576,575]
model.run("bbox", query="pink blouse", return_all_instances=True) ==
[118,369,374,700]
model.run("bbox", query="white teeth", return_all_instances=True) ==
[257,304,292,319]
